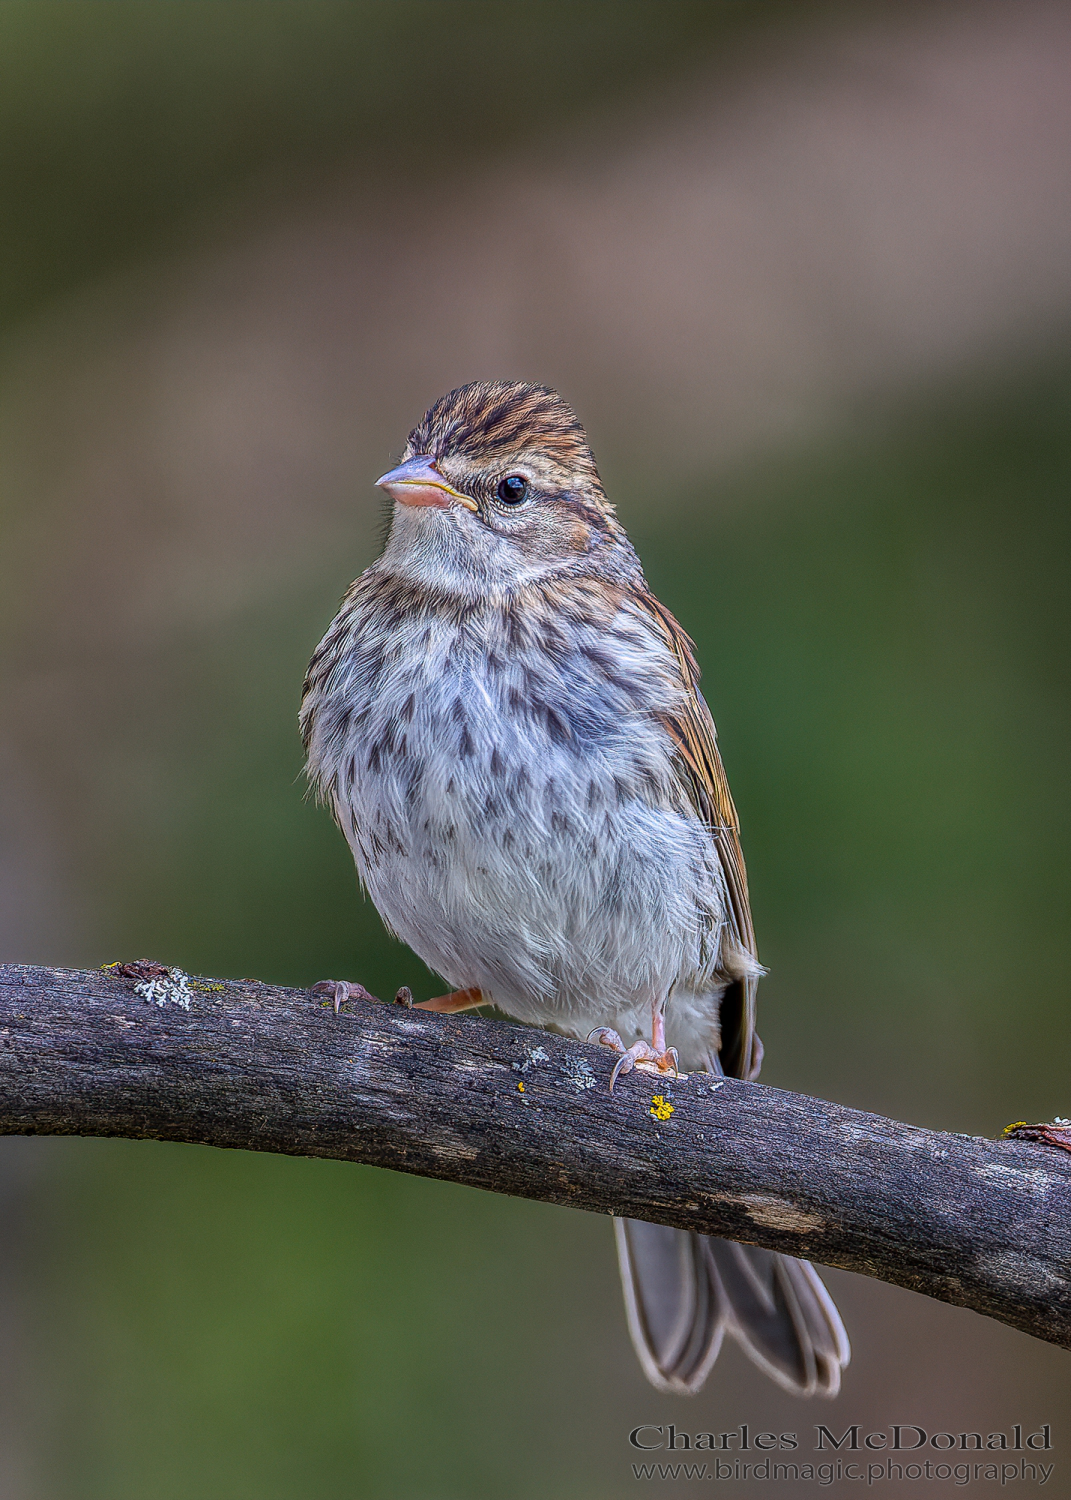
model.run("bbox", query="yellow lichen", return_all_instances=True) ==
[517,1082,525,1093]
[1003,1121,1028,1136]
[650,1095,674,1121]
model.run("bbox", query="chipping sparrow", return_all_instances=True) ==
[301,381,849,1396]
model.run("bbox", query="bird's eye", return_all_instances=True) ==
[496,475,528,506]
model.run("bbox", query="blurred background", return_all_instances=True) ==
[1,1,1070,1495]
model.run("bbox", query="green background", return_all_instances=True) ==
[2,4,1068,1497]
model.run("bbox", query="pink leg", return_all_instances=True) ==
[649,998,679,1076]
[413,987,484,1014]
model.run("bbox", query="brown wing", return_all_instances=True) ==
[632,589,763,1082]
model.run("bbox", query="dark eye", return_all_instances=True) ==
[496,474,528,506]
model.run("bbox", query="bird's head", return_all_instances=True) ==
[376,381,633,596]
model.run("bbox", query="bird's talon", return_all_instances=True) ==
[609,1053,633,1091]
[608,1040,656,1091]
[588,1026,626,1052]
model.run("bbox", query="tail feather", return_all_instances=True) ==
[704,1240,849,1397]
[615,1219,850,1397]
[614,1220,724,1393]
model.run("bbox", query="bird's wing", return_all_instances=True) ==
[630,588,762,1082]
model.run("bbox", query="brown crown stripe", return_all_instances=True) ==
[406,380,601,482]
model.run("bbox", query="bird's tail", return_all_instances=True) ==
[614,1218,849,1396]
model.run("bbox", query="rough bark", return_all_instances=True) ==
[2,961,1069,1350]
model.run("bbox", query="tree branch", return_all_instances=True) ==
[2,961,1069,1350]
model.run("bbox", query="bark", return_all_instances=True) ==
[2,961,1069,1349]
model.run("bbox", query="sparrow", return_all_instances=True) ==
[300,381,850,1396]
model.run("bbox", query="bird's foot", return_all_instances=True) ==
[312,980,485,1016]
[311,979,380,1015]
[588,1028,680,1091]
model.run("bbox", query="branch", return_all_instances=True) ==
[3,961,1070,1350]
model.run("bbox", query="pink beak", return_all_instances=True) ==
[375,455,478,511]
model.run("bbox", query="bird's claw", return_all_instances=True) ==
[585,1032,675,1092]
[609,1040,659,1090]
[588,1026,626,1050]
[588,1027,679,1091]
[311,979,379,1015]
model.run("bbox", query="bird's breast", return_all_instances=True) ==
[302,584,727,1017]
[308,594,688,854]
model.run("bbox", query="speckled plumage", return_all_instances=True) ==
[303,567,747,1066]
[301,381,849,1396]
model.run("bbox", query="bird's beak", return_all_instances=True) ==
[375,455,478,512]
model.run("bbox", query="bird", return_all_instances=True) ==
[300,380,850,1396]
